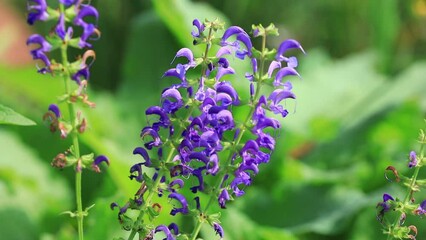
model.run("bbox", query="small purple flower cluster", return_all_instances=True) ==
[114,19,304,240]
[378,138,426,240]
[27,0,99,75]
[26,1,108,173]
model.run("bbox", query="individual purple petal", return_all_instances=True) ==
[216,109,234,131]
[129,163,143,182]
[383,193,394,202]
[56,14,73,41]
[163,64,187,84]
[267,61,281,78]
[218,188,230,209]
[251,58,258,73]
[155,225,174,240]
[48,104,61,118]
[287,56,298,68]
[190,167,205,193]
[26,34,52,73]
[146,106,170,129]
[27,0,49,25]
[168,192,189,215]
[169,179,184,192]
[71,67,90,84]
[213,222,224,239]
[275,39,305,62]
[215,82,240,105]
[216,66,235,81]
[218,58,229,68]
[191,19,205,37]
[74,4,100,48]
[207,154,219,175]
[168,223,179,236]
[221,26,245,43]
[133,147,152,166]
[409,151,417,168]
[274,67,300,87]
[216,46,233,57]
[221,26,252,59]
[172,48,196,68]
[92,155,109,173]
[162,88,183,113]
[140,127,162,149]
[235,33,253,59]
[199,131,222,152]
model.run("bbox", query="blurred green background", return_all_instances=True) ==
[1,0,426,239]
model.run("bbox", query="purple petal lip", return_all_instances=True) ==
[48,104,61,118]
[94,155,109,166]
[191,18,205,37]
[275,39,305,61]
[274,67,300,86]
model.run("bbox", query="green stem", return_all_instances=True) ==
[59,4,84,240]
[387,132,426,240]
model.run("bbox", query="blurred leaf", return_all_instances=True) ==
[219,208,298,240]
[238,185,367,235]
[152,0,229,55]
[0,129,71,232]
[0,208,38,240]
[0,104,35,125]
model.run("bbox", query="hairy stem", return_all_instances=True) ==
[59,4,84,240]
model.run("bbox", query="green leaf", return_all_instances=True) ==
[0,104,36,126]
[237,184,368,235]
[0,208,38,240]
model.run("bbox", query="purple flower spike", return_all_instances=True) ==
[56,14,73,41]
[409,151,417,168]
[168,192,189,216]
[213,223,224,240]
[192,19,205,37]
[218,188,230,209]
[92,155,109,173]
[133,147,152,166]
[274,67,300,87]
[155,225,174,240]
[74,5,100,48]
[27,0,49,25]
[48,104,61,118]
[27,34,52,73]
[275,39,305,62]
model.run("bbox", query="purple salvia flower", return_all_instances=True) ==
[215,82,240,105]
[213,222,224,239]
[162,88,184,114]
[155,225,174,240]
[218,188,230,209]
[169,179,184,192]
[274,67,300,87]
[168,223,179,236]
[26,34,52,74]
[129,163,143,182]
[133,147,152,166]
[216,66,235,81]
[140,127,162,149]
[74,4,99,48]
[409,151,417,168]
[191,19,205,37]
[379,193,394,212]
[71,67,90,84]
[207,153,219,175]
[275,39,305,62]
[221,26,252,59]
[172,48,196,69]
[163,64,188,86]
[267,61,281,78]
[190,167,205,193]
[146,106,170,129]
[56,14,73,41]
[92,155,109,173]
[415,200,426,215]
[168,192,189,216]
[27,0,48,25]
[230,177,247,197]
[268,88,296,117]
[48,104,61,118]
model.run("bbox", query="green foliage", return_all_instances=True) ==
[0,104,35,126]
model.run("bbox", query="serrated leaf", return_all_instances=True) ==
[0,104,35,126]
